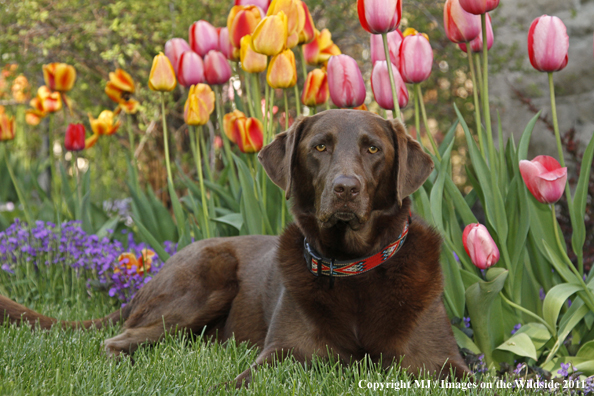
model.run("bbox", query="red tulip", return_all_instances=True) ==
[64,123,86,151]
[189,20,219,57]
[370,29,403,66]
[164,38,191,74]
[327,55,366,108]
[232,117,264,153]
[217,27,235,60]
[459,0,499,15]
[519,155,567,204]
[177,51,205,87]
[459,13,493,53]
[357,0,402,34]
[227,5,264,50]
[444,0,481,44]
[235,0,270,14]
[399,33,433,84]
[463,223,500,270]
[528,15,569,73]
[371,61,408,110]
[204,51,232,85]
[298,1,315,44]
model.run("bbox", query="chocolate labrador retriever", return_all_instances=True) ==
[0,110,470,386]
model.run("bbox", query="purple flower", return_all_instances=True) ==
[539,288,546,301]
[511,323,522,335]
[463,317,471,328]
[557,362,571,377]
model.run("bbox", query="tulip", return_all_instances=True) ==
[26,109,45,126]
[85,133,100,149]
[459,13,493,53]
[301,68,329,107]
[400,32,433,84]
[227,5,263,50]
[11,75,30,103]
[177,51,205,87]
[42,62,76,92]
[371,61,408,110]
[204,51,232,85]
[214,135,223,151]
[444,0,481,44]
[189,20,220,57]
[252,12,288,56]
[353,104,368,111]
[528,15,569,73]
[235,0,270,13]
[89,110,121,136]
[357,0,402,34]
[105,69,138,114]
[223,110,246,143]
[327,55,366,108]
[164,38,192,74]
[116,249,155,276]
[118,99,140,115]
[267,0,304,47]
[240,35,267,73]
[0,109,15,141]
[64,123,86,152]
[217,27,235,60]
[370,29,403,66]
[303,29,341,66]
[267,49,297,89]
[298,1,315,44]
[37,86,62,113]
[148,53,177,92]
[463,223,500,270]
[459,0,499,15]
[107,69,135,94]
[519,155,567,204]
[184,84,215,126]
[232,117,264,153]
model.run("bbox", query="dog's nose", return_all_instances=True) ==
[333,175,361,199]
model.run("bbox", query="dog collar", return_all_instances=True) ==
[304,214,411,279]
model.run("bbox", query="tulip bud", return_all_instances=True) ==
[217,27,235,60]
[235,0,270,14]
[267,0,304,44]
[232,117,264,153]
[37,86,62,113]
[301,68,329,107]
[444,0,481,44]
[458,13,493,53]
[223,110,246,143]
[399,32,433,84]
[528,15,569,73]
[177,51,205,87]
[298,1,316,44]
[189,20,220,57]
[252,12,289,56]
[89,110,121,136]
[64,123,86,152]
[0,108,15,141]
[357,0,402,34]
[148,53,177,92]
[164,38,192,74]
[327,55,366,108]
[370,29,403,66]
[519,155,567,204]
[228,5,264,50]
[371,61,408,110]
[267,49,297,89]
[303,29,341,66]
[204,51,232,85]
[184,84,215,126]
[241,35,267,73]
[462,223,500,270]
[459,0,499,15]
[42,63,77,92]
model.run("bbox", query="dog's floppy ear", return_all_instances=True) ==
[258,116,307,200]
[390,119,434,206]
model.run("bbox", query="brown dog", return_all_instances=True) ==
[0,110,470,386]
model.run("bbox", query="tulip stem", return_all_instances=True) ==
[381,33,400,120]
[294,84,301,117]
[215,85,239,195]
[283,89,289,131]
[73,151,82,220]
[415,84,440,161]
[500,293,555,335]
[299,45,308,82]
[474,53,484,104]
[252,73,263,120]
[268,88,275,143]
[413,84,425,151]
[189,125,211,238]
[466,43,486,160]
[264,68,270,140]
[3,144,33,226]
[243,69,256,118]
[126,114,139,188]
[160,93,174,187]
[481,13,496,168]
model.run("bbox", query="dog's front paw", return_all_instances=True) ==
[234,369,252,389]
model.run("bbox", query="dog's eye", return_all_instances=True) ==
[368,146,380,154]
[315,144,327,152]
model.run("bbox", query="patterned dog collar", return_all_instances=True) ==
[304,214,411,279]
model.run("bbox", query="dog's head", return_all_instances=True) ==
[259,110,433,245]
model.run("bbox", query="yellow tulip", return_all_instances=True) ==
[252,12,288,57]
[36,86,62,113]
[267,49,297,89]
[184,84,215,126]
[240,35,267,73]
[148,53,177,92]
[42,63,77,92]
[89,110,121,136]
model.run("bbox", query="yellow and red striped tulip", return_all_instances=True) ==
[0,107,15,141]
[301,68,328,107]
[240,35,267,73]
[232,117,264,153]
[298,1,315,44]
[267,0,303,49]
[115,249,155,275]
[303,29,341,66]
[148,53,177,92]
[105,69,139,114]
[267,49,297,89]
[89,110,121,136]
[223,110,246,143]
[37,86,62,113]
[227,5,263,50]
[252,12,288,56]
[42,62,76,92]
[85,133,100,149]
[11,75,30,103]
[26,109,45,126]
[184,84,215,126]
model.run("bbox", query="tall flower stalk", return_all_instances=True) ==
[189,125,211,238]
[381,33,401,119]
[481,13,495,167]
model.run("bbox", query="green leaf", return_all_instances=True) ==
[571,133,594,264]
[452,326,481,354]
[167,179,189,249]
[513,323,552,351]
[543,283,583,336]
[212,213,244,232]
[517,112,540,161]
[577,340,594,358]
[496,333,537,361]
[441,247,465,318]
[132,214,170,262]
[146,187,178,243]
[438,120,458,157]
[430,139,455,232]
[545,299,589,363]
[96,217,120,239]
[233,153,264,235]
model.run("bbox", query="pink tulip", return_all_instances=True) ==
[204,50,232,85]
[177,51,205,87]
[519,155,567,204]
[528,15,569,73]
[327,55,366,108]
[371,61,408,110]
[217,27,235,60]
[235,0,270,14]
[189,20,220,57]
[164,38,191,74]
[399,33,433,84]
[357,0,402,34]
[459,13,493,53]
[459,0,499,15]
[370,29,403,66]
[463,223,500,270]
[444,0,481,44]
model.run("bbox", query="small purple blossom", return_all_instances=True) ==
[557,362,571,377]
[539,288,546,301]
[567,299,572,308]
[511,323,522,335]
[463,317,471,328]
